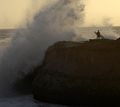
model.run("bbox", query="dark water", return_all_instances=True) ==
[0,29,16,39]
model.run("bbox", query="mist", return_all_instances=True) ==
[0,0,85,96]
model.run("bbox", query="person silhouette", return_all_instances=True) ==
[94,30,104,39]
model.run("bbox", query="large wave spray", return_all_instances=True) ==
[0,0,85,96]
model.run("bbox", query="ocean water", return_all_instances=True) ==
[0,27,119,106]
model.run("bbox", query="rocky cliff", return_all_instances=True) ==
[32,39,120,105]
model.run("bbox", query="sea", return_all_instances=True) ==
[0,27,120,107]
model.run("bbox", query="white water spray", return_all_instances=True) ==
[0,0,85,97]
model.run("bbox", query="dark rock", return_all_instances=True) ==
[32,40,120,106]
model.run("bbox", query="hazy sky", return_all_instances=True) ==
[84,0,120,26]
[0,0,120,28]
[0,0,33,28]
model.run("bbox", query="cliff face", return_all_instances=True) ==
[32,39,120,105]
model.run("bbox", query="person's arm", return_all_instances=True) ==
[94,31,97,35]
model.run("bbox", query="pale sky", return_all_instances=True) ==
[0,0,120,28]
[84,0,120,26]
[0,0,32,29]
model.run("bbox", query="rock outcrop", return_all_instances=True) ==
[32,39,120,105]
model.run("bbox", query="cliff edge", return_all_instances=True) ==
[32,39,120,105]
